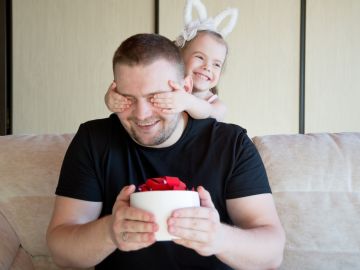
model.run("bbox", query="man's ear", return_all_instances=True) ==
[183,75,193,94]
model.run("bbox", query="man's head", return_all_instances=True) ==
[113,33,185,79]
[112,34,192,148]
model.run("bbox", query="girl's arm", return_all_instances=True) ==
[192,97,227,122]
[105,82,132,113]
[152,81,227,121]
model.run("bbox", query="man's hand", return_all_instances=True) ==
[110,185,158,251]
[167,186,225,256]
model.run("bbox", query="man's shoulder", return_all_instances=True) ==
[80,113,115,127]
[193,118,247,137]
[216,120,247,133]
[75,114,122,141]
[79,114,118,131]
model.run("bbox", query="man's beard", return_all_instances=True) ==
[129,114,181,147]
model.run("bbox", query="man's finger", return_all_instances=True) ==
[197,186,215,208]
[171,206,214,219]
[115,185,136,203]
[120,207,156,223]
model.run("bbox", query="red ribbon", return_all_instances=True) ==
[138,176,189,191]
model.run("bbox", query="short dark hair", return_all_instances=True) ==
[113,33,185,77]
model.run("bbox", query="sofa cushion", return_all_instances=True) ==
[252,132,360,269]
[10,248,34,270]
[1,196,56,256]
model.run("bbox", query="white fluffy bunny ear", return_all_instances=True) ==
[213,8,238,37]
[175,0,238,47]
[184,0,208,25]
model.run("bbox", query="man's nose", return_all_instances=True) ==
[133,100,153,120]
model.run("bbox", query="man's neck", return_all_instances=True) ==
[151,112,188,148]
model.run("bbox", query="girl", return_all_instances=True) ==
[105,0,238,122]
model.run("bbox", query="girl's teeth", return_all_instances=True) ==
[196,74,208,80]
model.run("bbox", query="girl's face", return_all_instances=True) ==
[182,33,227,93]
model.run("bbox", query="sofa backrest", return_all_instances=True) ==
[0,134,74,269]
[2,132,359,269]
[252,132,360,270]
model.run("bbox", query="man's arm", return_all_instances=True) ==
[168,187,285,270]
[46,196,116,268]
[218,194,285,269]
[47,185,158,268]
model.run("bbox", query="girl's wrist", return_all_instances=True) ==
[187,93,198,110]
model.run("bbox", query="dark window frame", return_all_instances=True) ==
[0,0,12,135]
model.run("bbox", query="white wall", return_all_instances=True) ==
[305,0,360,133]
[12,0,154,134]
[160,0,300,137]
[11,0,360,135]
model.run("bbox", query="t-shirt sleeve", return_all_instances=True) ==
[225,132,271,199]
[56,123,103,202]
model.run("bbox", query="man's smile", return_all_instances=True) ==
[134,119,160,131]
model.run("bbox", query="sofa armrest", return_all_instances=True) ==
[0,210,21,269]
[252,132,360,269]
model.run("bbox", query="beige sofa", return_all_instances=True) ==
[0,132,359,269]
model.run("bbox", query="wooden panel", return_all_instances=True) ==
[12,0,154,134]
[306,0,360,133]
[160,0,300,137]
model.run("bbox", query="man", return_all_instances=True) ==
[47,33,285,269]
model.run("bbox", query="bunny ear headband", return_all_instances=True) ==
[175,0,239,48]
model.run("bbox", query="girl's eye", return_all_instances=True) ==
[195,55,204,60]
[214,63,222,68]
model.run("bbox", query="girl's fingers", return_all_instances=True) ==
[161,109,177,114]
[168,80,181,90]
[153,103,173,109]
[153,92,174,99]
[152,98,172,105]
[108,81,117,91]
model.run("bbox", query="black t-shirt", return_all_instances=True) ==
[56,114,270,270]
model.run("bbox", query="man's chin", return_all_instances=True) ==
[131,134,165,147]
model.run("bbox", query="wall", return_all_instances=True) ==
[305,0,360,133]
[12,0,154,134]
[11,0,360,135]
[160,0,299,137]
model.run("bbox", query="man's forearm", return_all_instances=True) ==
[216,224,285,270]
[47,215,116,268]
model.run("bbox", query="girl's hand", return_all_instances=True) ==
[105,82,132,113]
[151,81,193,114]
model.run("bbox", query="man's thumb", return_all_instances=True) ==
[197,186,215,208]
[116,184,136,202]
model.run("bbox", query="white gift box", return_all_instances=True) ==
[130,190,200,241]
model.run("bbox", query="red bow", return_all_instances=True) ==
[138,176,188,191]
